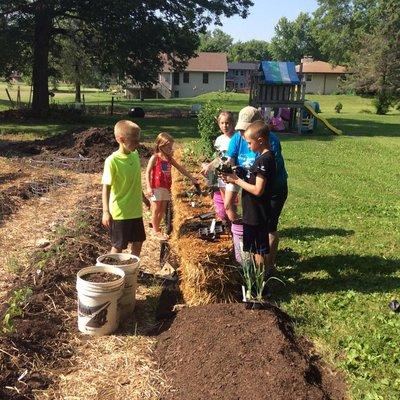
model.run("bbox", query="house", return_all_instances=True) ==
[125,52,228,99]
[159,52,228,98]
[226,62,258,92]
[296,57,347,95]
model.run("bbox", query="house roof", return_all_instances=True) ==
[228,62,258,70]
[162,52,228,73]
[296,60,347,74]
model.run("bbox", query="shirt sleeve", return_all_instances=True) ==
[101,156,114,185]
[254,155,273,178]
[226,133,239,159]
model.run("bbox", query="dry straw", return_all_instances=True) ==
[170,150,240,306]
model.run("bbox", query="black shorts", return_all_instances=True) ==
[110,218,146,250]
[269,183,288,233]
[243,223,269,255]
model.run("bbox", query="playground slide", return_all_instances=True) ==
[304,102,343,135]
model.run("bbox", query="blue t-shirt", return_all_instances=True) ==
[226,131,288,191]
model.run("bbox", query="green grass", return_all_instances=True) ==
[1,84,400,398]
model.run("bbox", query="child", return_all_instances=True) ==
[102,120,150,257]
[201,111,235,220]
[221,120,276,266]
[146,132,198,240]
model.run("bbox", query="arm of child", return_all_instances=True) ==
[142,191,151,209]
[223,172,266,197]
[102,184,112,228]
[145,155,156,197]
[170,157,198,185]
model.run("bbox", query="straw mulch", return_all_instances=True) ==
[169,151,241,306]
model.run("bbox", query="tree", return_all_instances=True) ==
[199,29,233,53]
[0,1,253,116]
[346,0,400,114]
[228,40,271,62]
[269,12,323,63]
[312,0,378,65]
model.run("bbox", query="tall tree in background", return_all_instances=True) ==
[0,1,253,116]
[269,13,323,63]
[229,40,271,62]
[346,0,400,114]
[312,0,378,65]
[199,29,233,53]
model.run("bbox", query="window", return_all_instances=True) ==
[173,72,180,85]
[240,70,244,76]
[203,72,209,84]
[183,72,189,83]
[174,90,179,98]
[240,82,244,88]
[305,74,312,82]
[235,70,239,76]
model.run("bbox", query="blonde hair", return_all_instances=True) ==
[245,120,270,140]
[217,110,234,125]
[155,132,174,153]
[114,120,140,139]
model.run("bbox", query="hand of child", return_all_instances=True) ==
[220,172,238,184]
[201,162,210,176]
[146,188,153,198]
[102,211,112,228]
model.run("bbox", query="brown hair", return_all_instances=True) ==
[114,120,140,139]
[217,110,235,125]
[245,120,270,140]
[155,132,174,153]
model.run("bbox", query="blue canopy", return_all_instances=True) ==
[259,61,300,85]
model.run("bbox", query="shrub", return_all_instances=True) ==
[372,92,393,115]
[334,102,343,113]
[197,92,232,159]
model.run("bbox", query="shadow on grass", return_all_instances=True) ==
[275,247,400,298]
[280,227,354,241]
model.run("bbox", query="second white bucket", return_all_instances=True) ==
[96,253,140,318]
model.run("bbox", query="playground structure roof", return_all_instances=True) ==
[258,61,300,85]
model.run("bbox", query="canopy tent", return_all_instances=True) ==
[258,61,300,85]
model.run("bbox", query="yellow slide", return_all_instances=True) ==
[304,102,343,135]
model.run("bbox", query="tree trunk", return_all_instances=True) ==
[32,3,52,116]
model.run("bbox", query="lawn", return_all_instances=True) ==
[1,85,399,399]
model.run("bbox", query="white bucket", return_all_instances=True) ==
[96,253,140,318]
[76,265,125,336]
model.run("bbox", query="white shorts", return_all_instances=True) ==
[225,183,239,192]
[151,188,171,201]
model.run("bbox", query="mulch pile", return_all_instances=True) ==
[0,127,152,172]
[156,303,347,400]
[0,196,108,399]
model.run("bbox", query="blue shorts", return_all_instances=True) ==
[243,223,269,255]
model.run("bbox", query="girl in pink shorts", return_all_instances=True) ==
[146,132,198,240]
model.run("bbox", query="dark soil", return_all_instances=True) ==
[100,256,134,265]
[0,126,152,173]
[156,303,347,400]
[82,272,121,283]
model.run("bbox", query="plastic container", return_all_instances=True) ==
[231,222,243,264]
[96,253,140,318]
[213,190,227,221]
[76,265,125,336]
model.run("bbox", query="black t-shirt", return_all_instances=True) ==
[242,151,276,226]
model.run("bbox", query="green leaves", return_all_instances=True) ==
[2,287,33,333]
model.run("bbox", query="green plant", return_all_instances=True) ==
[2,287,33,333]
[197,92,232,158]
[372,92,393,115]
[335,102,343,113]
[6,255,23,274]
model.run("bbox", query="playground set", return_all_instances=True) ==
[249,61,342,135]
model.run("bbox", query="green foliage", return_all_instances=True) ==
[197,92,231,158]
[228,40,271,62]
[5,256,23,274]
[2,287,33,333]
[372,93,393,115]
[270,13,323,63]
[198,29,233,53]
[335,102,343,113]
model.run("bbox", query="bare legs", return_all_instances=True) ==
[110,242,143,257]
[267,231,279,268]
[151,200,168,234]
[224,189,239,222]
